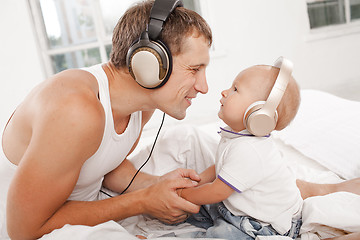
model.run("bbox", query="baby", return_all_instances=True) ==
[178,57,303,240]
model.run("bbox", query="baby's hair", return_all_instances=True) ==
[251,65,301,131]
[274,69,300,130]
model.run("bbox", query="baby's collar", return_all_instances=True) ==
[218,126,270,139]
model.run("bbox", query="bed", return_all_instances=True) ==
[2,89,360,240]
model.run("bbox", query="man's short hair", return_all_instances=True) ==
[110,0,212,69]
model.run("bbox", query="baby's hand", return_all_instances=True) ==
[159,168,200,183]
[176,188,184,197]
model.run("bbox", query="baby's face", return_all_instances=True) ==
[218,66,271,132]
[218,72,256,132]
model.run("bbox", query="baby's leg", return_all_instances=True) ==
[334,178,360,195]
[324,232,360,240]
[296,178,360,200]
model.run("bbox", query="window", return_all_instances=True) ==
[307,0,360,29]
[29,0,200,76]
[350,0,360,20]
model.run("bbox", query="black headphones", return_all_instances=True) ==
[126,0,183,89]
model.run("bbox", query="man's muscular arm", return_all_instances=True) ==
[7,89,200,239]
[102,110,202,223]
[6,81,108,239]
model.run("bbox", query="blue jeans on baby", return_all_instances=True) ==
[175,202,301,240]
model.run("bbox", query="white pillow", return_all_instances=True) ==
[273,89,360,180]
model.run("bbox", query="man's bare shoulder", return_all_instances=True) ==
[37,69,104,130]
[3,68,105,167]
[48,68,100,96]
[23,69,105,153]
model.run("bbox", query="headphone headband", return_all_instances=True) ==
[243,56,293,137]
[148,0,183,40]
[262,56,293,114]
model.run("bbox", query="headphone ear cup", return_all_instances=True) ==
[243,101,264,129]
[129,47,166,88]
[127,36,172,89]
[243,101,278,136]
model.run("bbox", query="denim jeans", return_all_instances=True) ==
[174,202,302,240]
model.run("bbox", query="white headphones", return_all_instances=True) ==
[243,56,293,137]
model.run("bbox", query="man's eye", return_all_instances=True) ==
[191,68,200,73]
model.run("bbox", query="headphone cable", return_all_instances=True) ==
[100,112,166,197]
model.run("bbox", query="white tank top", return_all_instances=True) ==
[0,64,142,204]
[71,64,142,201]
[0,64,142,237]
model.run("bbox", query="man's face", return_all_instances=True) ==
[152,34,210,120]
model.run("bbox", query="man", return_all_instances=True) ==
[0,0,212,239]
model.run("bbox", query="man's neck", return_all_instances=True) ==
[102,62,155,120]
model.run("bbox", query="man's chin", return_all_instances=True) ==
[168,112,186,120]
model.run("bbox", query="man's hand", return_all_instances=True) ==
[141,177,200,224]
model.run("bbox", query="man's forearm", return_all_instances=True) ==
[103,159,159,193]
[32,189,147,239]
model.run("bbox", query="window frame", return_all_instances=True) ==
[28,0,208,77]
[28,0,112,77]
[306,0,360,41]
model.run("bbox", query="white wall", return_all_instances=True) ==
[1,0,360,130]
[0,0,44,128]
[204,0,360,89]
[184,0,360,126]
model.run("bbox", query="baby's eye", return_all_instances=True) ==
[234,86,238,92]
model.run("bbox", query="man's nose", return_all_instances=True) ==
[194,71,208,94]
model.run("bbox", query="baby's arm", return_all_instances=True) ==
[197,165,216,186]
[179,165,234,205]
